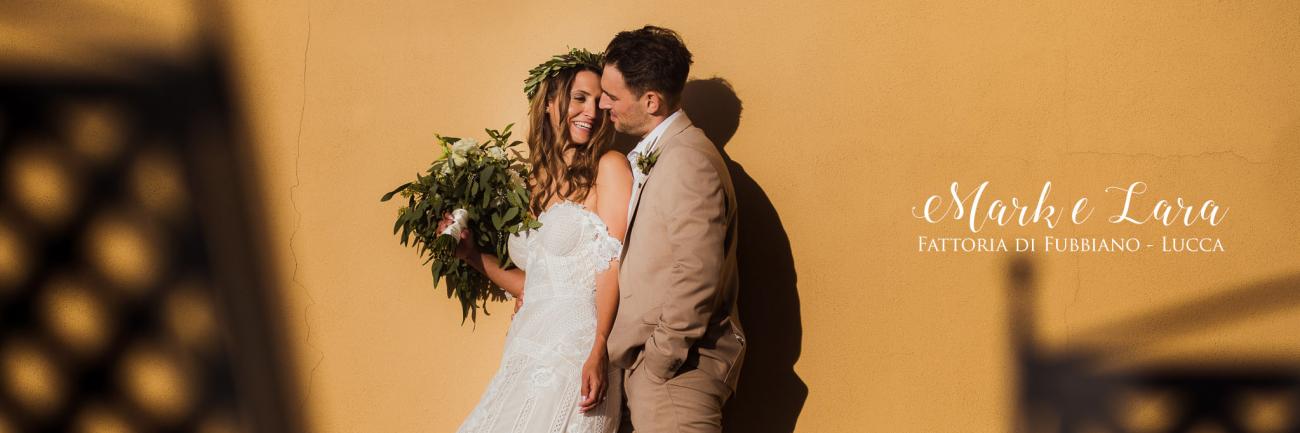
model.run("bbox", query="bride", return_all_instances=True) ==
[439,49,633,433]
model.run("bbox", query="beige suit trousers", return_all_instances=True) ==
[623,363,732,433]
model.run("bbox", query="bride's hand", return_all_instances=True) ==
[578,349,608,413]
[436,213,478,260]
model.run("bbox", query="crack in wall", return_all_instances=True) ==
[288,0,322,421]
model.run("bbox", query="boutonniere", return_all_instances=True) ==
[635,148,661,174]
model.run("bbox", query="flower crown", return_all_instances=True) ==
[523,48,604,100]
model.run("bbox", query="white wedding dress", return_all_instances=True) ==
[456,200,622,433]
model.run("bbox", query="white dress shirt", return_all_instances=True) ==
[626,109,684,223]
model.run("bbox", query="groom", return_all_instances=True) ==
[600,26,745,432]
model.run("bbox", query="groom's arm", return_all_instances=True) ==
[642,145,727,383]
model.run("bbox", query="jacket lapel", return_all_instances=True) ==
[620,113,694,260]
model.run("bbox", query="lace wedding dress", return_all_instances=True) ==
[456,200,622,433]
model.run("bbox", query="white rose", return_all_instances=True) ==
[486,146,507,161]
[451,138,478,157]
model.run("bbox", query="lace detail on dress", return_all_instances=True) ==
[456,199,622,433]
[580,208,623,275]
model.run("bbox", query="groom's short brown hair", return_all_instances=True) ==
[604,25,693,108]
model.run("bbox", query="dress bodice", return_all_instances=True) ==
[508,200,621,302]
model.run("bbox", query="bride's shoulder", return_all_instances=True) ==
[598,150,629,166]
[596,151,633,179]
[591,151,632,226]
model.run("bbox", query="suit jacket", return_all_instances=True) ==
[608,112,746,390]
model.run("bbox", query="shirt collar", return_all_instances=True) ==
[631,109,684,157]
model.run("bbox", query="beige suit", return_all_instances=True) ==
[610,113,745,432]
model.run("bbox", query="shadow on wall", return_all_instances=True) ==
[1007,255,1300,433]
[683,77,808,433]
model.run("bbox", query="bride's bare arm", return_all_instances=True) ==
[591,151,632,350]
[580,151,633,412]
[438,217,526,298]
[462,246,526,299]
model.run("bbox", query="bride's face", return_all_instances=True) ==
[548,70,601,145]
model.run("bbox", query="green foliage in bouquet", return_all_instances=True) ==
[381,124,540,324]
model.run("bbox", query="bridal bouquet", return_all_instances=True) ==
[381,124,539,323]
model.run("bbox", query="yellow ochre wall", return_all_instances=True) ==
[225,1,1300,432]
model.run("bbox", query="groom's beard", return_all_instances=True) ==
[614,111,653,137]
[614,120,644,136]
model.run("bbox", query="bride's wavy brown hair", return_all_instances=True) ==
[526,66,614,216]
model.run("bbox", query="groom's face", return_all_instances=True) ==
[599,64,652,136]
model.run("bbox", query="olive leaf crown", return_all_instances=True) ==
[523,48,604,100]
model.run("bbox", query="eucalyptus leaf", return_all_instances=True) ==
[380,183,411,202]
